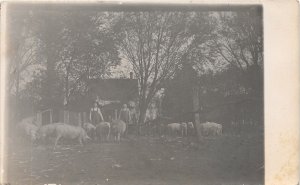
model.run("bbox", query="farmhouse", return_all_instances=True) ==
[40,75,139,126]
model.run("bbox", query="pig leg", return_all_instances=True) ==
[117,133,121,143]
[106,127,110,142]
[95,130,99,142]
[54,135,61,149]
[78,137,83,146]
[92,130,96,141]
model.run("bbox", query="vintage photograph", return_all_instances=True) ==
[5,3,264,185]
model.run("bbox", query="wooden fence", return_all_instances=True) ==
[38,109,88,126]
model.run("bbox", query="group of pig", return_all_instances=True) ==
[16,115,223,148]
[144,116,196,137]
[166,122,222,137]
[148,120,222,138]
[15,116,127,148]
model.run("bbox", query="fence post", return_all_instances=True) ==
[64,110,69,124]
[64,110,66,124]
[50,109,53,124]
[36,111,42,127]
[78,112,82,127]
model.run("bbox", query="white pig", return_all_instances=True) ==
[95,122,111,142]
[36,122,63,142]
[110,119,126,142]
[166,123,182,136]
[16,119,38,142]
[82,122,96,139]
[53,123,90,148]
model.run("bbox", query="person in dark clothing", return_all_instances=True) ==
[89,101,104,126]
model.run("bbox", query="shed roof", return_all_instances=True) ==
[65,78,139,112]
[87,78,139,102]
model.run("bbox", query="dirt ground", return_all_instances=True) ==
[7,134,264,185]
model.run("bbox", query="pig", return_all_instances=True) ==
[166,123,182,136]
[95,122,111,142]
[53,123,91,148]
[82,122,96,139]
[196,122,222,137]
[36,122,63,142]
[16,118,38,142]
[110,119,126,142]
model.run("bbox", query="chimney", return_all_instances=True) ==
[130,72,133,79]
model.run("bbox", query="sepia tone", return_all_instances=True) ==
[4,3,264,185]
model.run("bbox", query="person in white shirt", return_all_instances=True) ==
[119,104,131,136]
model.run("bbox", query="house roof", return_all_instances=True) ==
[88,78,139,102]
[64,78,138,112]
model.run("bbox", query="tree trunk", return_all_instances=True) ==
[138,104,147,123]
[137,104,147,135]
[64,70,69,106]
[43,48,56,109]
[192,86,201,138]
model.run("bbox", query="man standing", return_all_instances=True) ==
[90,101,104,126]
[128,101,138,135]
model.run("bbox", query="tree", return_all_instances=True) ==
[10,9,121,109]
[160,9,263,126]
[184,9,263,97]
[209,8,263,96]
[113,12,204,124]
[6,7,44,120]
[56,11,120,106]
[20,9,66,109]
[162,62,198,121]
[210,8,263,69]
